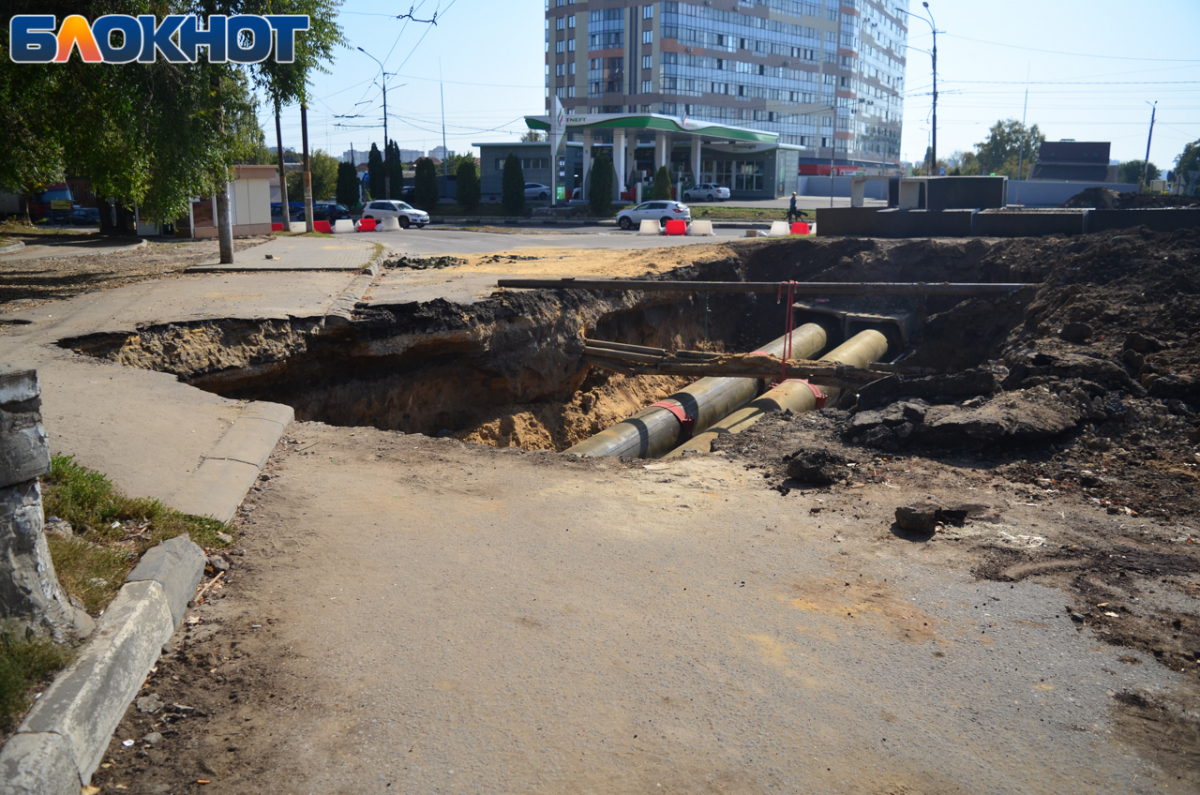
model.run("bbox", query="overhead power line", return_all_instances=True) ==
[941,33,1200,63]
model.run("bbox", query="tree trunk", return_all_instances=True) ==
[0,366,93,643]
[274,96,292,234]
[96,197,114,235]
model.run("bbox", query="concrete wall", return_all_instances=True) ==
[1008,180,1133,207]
[802,176,888,200]
[815,208,974,237]
[976,210,1085,237]
[1087,208,1200,233]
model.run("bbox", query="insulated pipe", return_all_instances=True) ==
[565,324,827,459]
[665,329,890,458]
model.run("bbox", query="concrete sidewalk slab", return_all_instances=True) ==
[188,236,381,272]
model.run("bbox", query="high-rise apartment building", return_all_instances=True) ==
[544,0,907,175]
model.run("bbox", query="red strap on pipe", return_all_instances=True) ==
[649,400,695,440]
[800,380,827,409]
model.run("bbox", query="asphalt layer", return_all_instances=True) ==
[369,226,748,255]
[171,429,1183,794]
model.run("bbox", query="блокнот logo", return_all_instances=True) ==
[9,15,310,64]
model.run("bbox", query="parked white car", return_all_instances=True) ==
[524,182,551,200]
[361,200,429,229]
[616,200,691,230]
[683,183,731,202]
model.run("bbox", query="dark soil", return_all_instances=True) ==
[1062,187,1200,210]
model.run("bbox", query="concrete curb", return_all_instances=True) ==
[0,539,203,794]
[1,238,147,262]
[168,400,294,523]
[0,241,26,256]
[325,253,385,327]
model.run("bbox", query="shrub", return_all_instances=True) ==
[455,159,481,212]
[652,165,672,200]
[588,154,615,216]
[502,153,525,215]
[413,158,439,212]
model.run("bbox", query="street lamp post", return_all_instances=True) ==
[899,3,939,174]
[358,47,393,200]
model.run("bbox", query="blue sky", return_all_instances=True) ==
[262,0,1200,170]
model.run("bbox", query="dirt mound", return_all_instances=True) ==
[1063,187,1120,209]
[1062,187,1200,209]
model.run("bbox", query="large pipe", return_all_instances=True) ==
[665,329,890,458]
[498,279,1033,296]
[566,324,828,459]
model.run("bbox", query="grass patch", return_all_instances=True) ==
[0,219,88,237]
[0,625,73,727]
[42,455,231,614]
[364,241,385,270]
[689,206,798,222]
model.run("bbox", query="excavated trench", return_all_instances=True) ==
[61,238,1030,452]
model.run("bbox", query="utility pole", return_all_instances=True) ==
[301,103,314,233]
[928,1,937,175]
[1141,101,1157,192]
[440,59,449,178]
[358,47,392,199]
[1015,63,1030,204]
[274,96,291,233]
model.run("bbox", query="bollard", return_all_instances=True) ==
[332,219,355,234]
[639,219,661,235]
[379,216,401,232]
[689,220,715,236]
[769,220,791,236]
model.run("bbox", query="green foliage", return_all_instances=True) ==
[652,166,672,200]
[413,158,439,212]
[0,0,344,224]
[287,150,339,202]
[0,625,72,723]
[1176,140,1200,195]
[521,130,546,142]
[502,153,526,215]
[42,456,232,614]
[455,159,482,212]
[336,161,360,207]
[974,119,1044,178]
[367,143,384,200]
[588,154,615,216]
[1119,160,1160,185]
[386,141,404,197]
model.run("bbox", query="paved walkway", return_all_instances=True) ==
[0,269,361,506]
[189,235,380,272]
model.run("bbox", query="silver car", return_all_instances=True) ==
[524,182,551,200]
[616,200,692,230]
[361,200,429,229]
[683,183,731,202]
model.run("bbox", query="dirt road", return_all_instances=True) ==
[94,423,1192,794]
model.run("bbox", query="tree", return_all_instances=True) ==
[652,166,672,200]
[1176,140,1200,196]
[502,153,526,215]
[588,154,615,216]
[974,119,1044,178]
[336,162,360,207]
[367,144,384,200]
[413,157,440,212]
[521,130,546,142]
[455,159,481,211]
[1119,160,1160,185]
[288,150,338,202]
[386,141,404,197]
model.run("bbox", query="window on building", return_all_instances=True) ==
[569,62,576,75]
[568,16,575,28]
[643,4,654,18]
[556,40,565,53]
[568,86,576,97]
[642,55,652,70]
[642,80,652,93]
[556,87,566,98]
[556,64,565,76]
[567,39,576,51]
[642,30,653,44]
[556,17,565,30]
